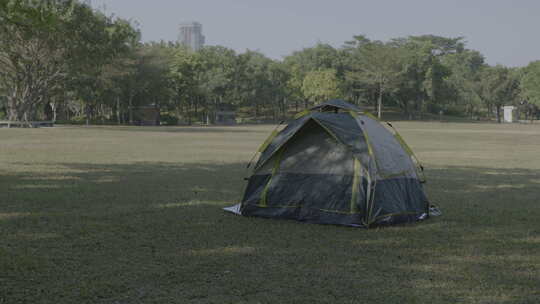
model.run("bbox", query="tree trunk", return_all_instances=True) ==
[401,100,410,120]
[116,96,121,124]
[7,96,17,124]
[418,99,425,120]
[85,104,90,126]
[176,103,182,125]
[154,98,160,126]
[180,98,185,125]
[51,103,57,122]
[377,84,383,119]
[65,102,70,122]
[187,100,192,125]
[128,93,134,125]
[272,97,277,122]
[7,90,23,123]
[371,90,376,112]
[282,97,287,120]
[101,103,105,125]
[23,112,29,127]
[496,105,501,123]
[255,102,259,119]
[213,97,217,124]
[194,98,198,124]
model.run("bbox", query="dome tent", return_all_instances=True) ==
[226,100,430,227]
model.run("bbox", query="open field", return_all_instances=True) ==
[1,122,539,304]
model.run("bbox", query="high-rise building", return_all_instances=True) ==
[178,22,205,51]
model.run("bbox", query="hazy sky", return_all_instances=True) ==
[92,0,540,67]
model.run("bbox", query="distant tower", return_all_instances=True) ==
[178,22,205,51]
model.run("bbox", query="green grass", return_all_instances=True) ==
[1,123,539,304]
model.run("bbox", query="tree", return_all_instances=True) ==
[520,61,540,106]
[347,41,405,118]
[478,65,520,123]
[65,11,140,125]
[236,50,274,119]
[0,0,73,122]
[0,6,529,126]
[442,50,486,118]
[266,61,290,120]
[169,45,201,124]
[341,35,374,105]
[197,46,237,123]
[0,0,139,124]
[302,69,342,104]
[283,44,341,109]
[393,37,457,118]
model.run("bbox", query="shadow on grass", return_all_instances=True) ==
[0,163,539,303]
[67,125,272,134]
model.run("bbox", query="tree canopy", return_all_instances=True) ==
[1,1,538,124]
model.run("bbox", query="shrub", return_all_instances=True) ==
[160,113,179,125]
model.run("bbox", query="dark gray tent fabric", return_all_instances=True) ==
[370,178,428,223]
[239,100,429,228]
[254,115,310,170]
[354,115,417,179]
[311,112,369,159]
[256,112,369,171]
[310,99,362,112]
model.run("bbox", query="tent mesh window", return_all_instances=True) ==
[250,120,360,214]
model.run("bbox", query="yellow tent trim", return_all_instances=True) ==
[392,130,426,183]
[294,109,311,119]
[350,158,362,214]
[258,130,279,152]
[259,148,284,207]
[363,112,380,121]
[394,133,414,156]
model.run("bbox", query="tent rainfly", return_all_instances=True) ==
[225,100,431,227]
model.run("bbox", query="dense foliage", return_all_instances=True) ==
[1,1,539,124]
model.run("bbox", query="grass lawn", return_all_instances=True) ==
[1,122,539,303]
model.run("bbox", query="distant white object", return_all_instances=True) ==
[223,203,242,215]
[503,106,515,123]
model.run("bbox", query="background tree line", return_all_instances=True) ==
[1,0,540,125]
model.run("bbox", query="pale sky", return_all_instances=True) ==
[92,0,540,67]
